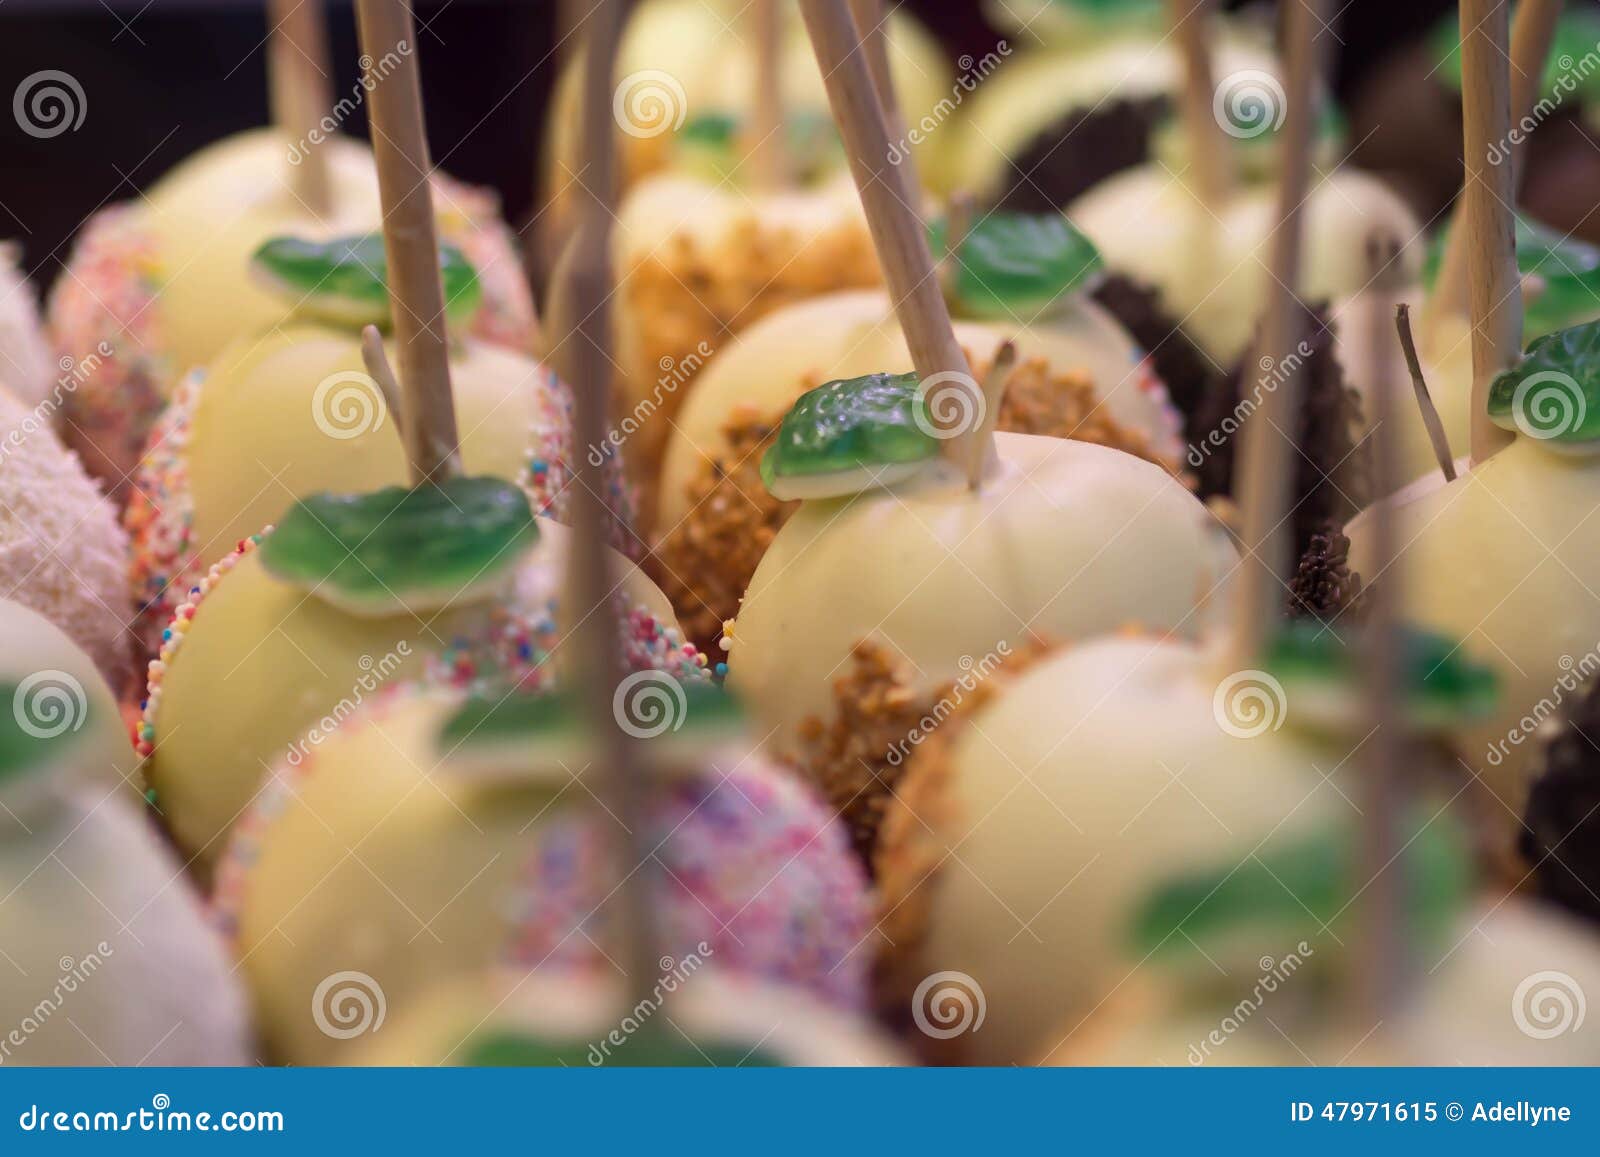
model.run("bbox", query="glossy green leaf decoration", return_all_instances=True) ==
[760,372,941,501]
[259,478,538,616]
[1129,810,1473,959]
[1262,620,1498,733]
[439,690,577,752]
[249,233,484,331]
[929,211,1103,319]
[439,683,743,778]
[676,108,840,184]
[1038,0,1161,26]
[1431,8,1600,102]
[1486,319,1600,446]
[463,1026,780,1068]
[0,680,89,786]
[679,111,740,149]
[1424,218,1600,340]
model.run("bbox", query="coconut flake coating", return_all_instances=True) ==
[47,169,536,498]
[0,385,131,689]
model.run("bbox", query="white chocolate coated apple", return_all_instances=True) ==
[1070,165,1421,362]
[657,289,1182,528]
[0,686,250,1065]
[1368,901,1600,1064]
[612,176,878,483]
[884,634,1346,1065]
[0,598,137,796]
[348,971,906,1067]
[542,0,950,214]
[1346,437,1600,831]
[1043,902,1600,1065]
[47,130,534,491]
[218,686,872,1064]
[125,323,584,651]
[134,130,529,372]
[947,30,1279,202]
[1332,290,1475,491]
[142,525,686,874]
[728,434,1227,744]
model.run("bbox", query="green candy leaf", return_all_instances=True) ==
[439,683,743,781]
[1129,810,1474,961]
[1424,218,1600,341]
[0,679,90,786]
[439,690,578,752]
[1038,0,1162,27]
[929,211,1103,318]
[1486,319,1600,446]
[679,111,740,148]
[436,690,584,778]
[760,372,942,501]
[249,233,483,331]
[676,108,841,184]
[1263,620,1499,734]
[1431,9,1600,103]
[463,1026,780,1068]
[259,478,538,616]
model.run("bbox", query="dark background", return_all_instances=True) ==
[0,0,1551,290]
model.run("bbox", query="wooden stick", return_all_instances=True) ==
[354,0,459,486]
[268,0,334,216]
[846,0,924,198]
[1356,235,1407,1027]
[939,189,976,298]
[1460,0,1524,465]
[562,0,661,1018]
[745,0,789,189]
[972,340,1017,453]
[1227,0,1322,669]
[1166,0,1233,208]
[359,324,405,439]
[801,0,986,483]
[1429,0,1562,328]
[1395,304,1457,482]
